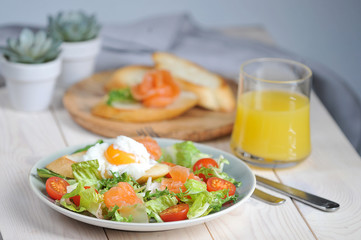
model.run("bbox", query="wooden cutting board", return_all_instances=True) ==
[63,70,237,142]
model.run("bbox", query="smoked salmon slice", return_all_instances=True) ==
[160,178,186,194]
[169,165,190,183]
[133,136,162,160]
[104,182,142,209]
[131,69,180,108]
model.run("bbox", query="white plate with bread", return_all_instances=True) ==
[63,52,237,141]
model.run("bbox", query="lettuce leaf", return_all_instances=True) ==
[175,141,210,168]
[78,186,103,216]
[161,141,209,168]
[176,179,207,204]
[63,182,82,199]
[37,168,66,179]
[61,183,103,217]
[37,168,76,185]
[143,188,173,202]
[71,160,102,188]
[184,179,207,195]
[178,178,238,219]
[60,198,87,213]
[207,189,238,212]
[187,192,211,219]
[145,195,178,222]
[105,205,133,222]
[186,190,238,219]
[106,88,136,106]
[158,146,177,163]
[72,140,104,154]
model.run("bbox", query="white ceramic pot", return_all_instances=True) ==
[59,37,101,88]
[0,56,61,111]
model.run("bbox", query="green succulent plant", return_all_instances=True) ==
[0,28,61,64]
[47,11,101,42]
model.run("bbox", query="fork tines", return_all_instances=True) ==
[136,128,147,137]
[136,126,160,138]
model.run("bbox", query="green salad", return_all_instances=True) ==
[37,139,241,223]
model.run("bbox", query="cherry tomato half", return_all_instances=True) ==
[193,158,219,182]
[206,177,236,196]
[159,203,189,222]
[45,177,69,200]
[193,158,219,171]
[70,186,99,206]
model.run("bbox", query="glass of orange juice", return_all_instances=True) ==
[230,58,312,168]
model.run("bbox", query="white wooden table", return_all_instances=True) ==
[1,27,361,240]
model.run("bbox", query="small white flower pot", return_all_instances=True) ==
[59,37,101,88]
[0,56,61,111]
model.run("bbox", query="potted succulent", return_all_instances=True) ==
[0,28,61,111]
[47,11,101,88]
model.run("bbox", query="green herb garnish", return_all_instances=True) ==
[106,88,136,106]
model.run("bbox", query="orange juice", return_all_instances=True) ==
[231,90,311,161]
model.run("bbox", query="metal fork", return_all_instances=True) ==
[136,126,160,138]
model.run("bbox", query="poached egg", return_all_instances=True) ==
[80,135,157,180]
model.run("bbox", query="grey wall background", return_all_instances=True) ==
[1,0,360,99]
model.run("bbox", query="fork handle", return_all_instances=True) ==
[256,175,340,212]
[252,188,286,205]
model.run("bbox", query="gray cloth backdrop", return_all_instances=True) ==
[1,13,360,155]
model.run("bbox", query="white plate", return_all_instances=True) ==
[29,138,255,231]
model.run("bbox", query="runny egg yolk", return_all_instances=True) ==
[104,144,137,165]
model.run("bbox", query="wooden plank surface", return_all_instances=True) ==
[0,88,107,240]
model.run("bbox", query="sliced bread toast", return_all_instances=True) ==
[152,52,236,112]
[104,65,153,92]
[91,91,198,122]
[45,151,85,178]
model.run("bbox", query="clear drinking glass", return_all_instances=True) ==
[230,58,312,168]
